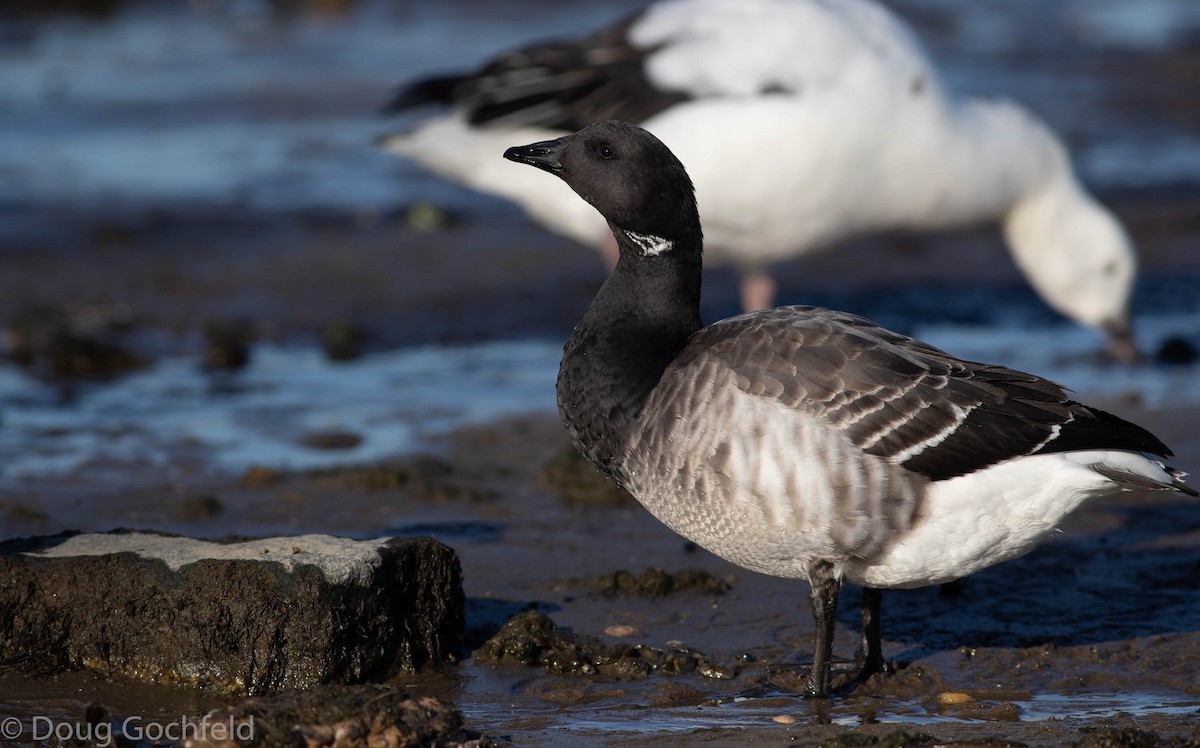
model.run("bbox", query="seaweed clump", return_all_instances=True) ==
[475,611,733,681]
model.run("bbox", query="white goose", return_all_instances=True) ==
[500,120,1194,697]
[382,0,1139,360]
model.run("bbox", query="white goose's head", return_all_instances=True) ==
[1004,174,1138,362]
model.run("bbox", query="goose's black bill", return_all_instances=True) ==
[503,137,568,173]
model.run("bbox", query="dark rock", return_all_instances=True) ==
[537,446,636,507]
[0,531,464,695]
[322,317,370,362]
[4,304,144,381]
[476,610,559,667]
[168,494,225,521]
[203,319,255,371]
[45,334,145,379]
[1155,336,1198,366]
[301,430,365,450]
[475,610,732,681]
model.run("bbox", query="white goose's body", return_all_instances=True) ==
[385,0,1137,355]
[640,97,1058,266]
[397,97,1062,265]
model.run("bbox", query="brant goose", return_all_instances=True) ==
[384,0,1139,361]
[502,120,1194,697]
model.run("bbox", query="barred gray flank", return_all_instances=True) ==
[667,306,1173,483]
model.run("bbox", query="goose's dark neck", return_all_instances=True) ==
[557,227,703,481]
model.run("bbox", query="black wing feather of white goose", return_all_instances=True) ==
[666,306,1177,483]
[383,15,690,131]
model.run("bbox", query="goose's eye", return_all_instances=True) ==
[599,145,615,160]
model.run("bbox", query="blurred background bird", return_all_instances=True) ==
[380,0,1140,362]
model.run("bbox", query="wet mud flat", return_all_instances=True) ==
[1,183,1199,748]
[6,416,1200,747]
[2,181,1200,360]
[419,420,1200,747]
[2,404,1200,746]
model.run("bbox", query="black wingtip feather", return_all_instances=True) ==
[380,11,692,131]
[1035,403,1175,459]
[379,74,464,115]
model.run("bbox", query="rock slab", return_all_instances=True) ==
[0,531,464,695]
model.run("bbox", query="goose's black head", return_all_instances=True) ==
[504,121,701,252]
[506,122,704,462]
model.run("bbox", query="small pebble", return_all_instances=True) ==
[936,691,975,705]
[203,319,253,371]
[603,624,639,637]
[772,715,797,725]
[322,317,369,362]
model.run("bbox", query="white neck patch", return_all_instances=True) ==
[624,230,673,256]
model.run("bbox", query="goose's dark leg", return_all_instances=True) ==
[805,575,840,697]
[857,587,886,678]
[814,587,888,694]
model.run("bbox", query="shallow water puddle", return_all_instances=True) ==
[463,688,1200,737]
[1016,691,1200,722]
[0,340,558,486]
[1,312,1198,489]
[828,691,1200,727]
